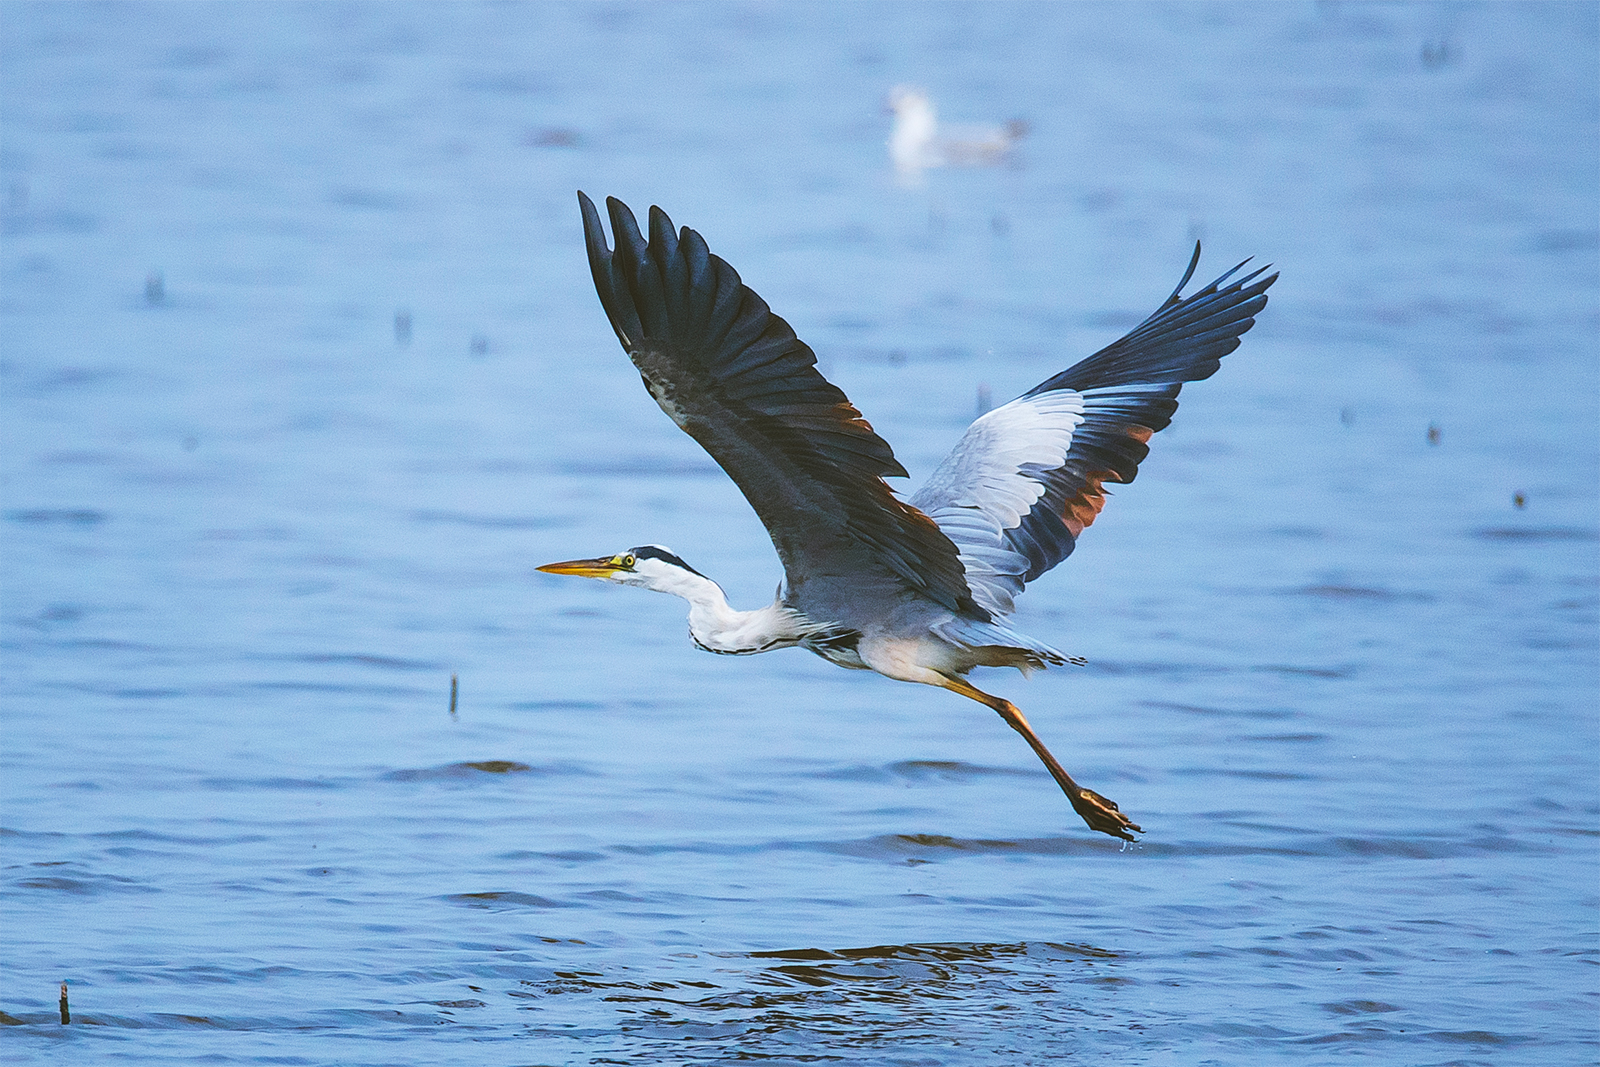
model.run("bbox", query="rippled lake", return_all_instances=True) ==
[3,2,1596,1063]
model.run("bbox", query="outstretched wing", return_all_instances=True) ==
[910,246,1276,617]
[578,192,986,622]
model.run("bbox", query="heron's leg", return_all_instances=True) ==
[941,676,1143,842]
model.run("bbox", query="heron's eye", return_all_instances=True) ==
[623,554,636,568]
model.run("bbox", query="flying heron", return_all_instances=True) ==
[541,193,1275,840]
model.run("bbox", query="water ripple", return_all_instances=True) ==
[1475,526,1598,542]
[4,508,108,525]
[382,761,584,781]
[443,891,572,910]
[808,759,1038,783]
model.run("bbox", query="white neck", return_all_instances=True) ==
[639,566,808,656]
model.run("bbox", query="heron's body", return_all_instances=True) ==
[541,193,1276,840]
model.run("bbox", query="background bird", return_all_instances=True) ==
[887,85,1029,184]
[541,192,1275,840]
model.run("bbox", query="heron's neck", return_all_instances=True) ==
[645,569,805,655]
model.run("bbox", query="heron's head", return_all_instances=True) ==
[537,544,709,594]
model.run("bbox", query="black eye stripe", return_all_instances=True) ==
[628,545,706,578]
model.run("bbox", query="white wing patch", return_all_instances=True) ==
[910,391,1087,617]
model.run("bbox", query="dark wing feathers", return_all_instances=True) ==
[1030,247,1275,396]
[1012,247,1275,584]
[912,245,1275,605]
[578,192,982,620]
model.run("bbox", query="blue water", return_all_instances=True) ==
[2,2,1596,1063]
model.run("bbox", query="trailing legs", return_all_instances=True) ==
[942,676,1142,841]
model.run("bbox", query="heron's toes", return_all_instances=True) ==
[1072,787,1143,842]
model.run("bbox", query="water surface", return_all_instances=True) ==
[2,2,1596,1063]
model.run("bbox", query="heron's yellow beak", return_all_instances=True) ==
[537,555,628,579]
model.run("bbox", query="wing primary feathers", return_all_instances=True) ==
[607,198,670,342]
[1027,255,1276,397]
[1159,240,1204,311]
[914,243,1277,611]
[647,207,692,335]
[579,192,633,348]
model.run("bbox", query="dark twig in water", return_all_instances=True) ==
[449,673,458,718]
[59,982,69,1025]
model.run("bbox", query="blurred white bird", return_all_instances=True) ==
[887,85,1029,185]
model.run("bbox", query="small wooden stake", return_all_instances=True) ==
[59,981,69,1025]
[449,673,458,718]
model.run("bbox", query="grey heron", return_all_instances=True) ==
[541,193,1275,840]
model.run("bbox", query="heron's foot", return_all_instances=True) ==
[1071,787,1143,842]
